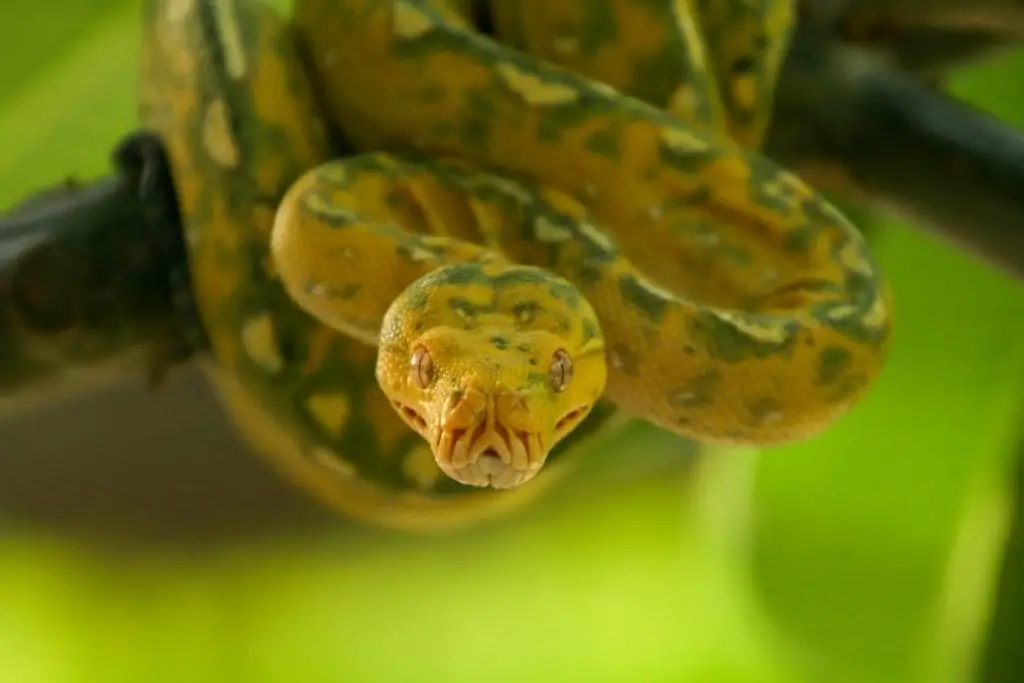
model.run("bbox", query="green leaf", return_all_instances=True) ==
[750,50,1024,683]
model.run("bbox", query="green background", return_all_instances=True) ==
[0,2,1022,682]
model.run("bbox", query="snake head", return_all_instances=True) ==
[376,262,607,489]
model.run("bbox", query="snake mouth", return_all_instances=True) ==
[435,422,543,489]
[553,404,592,440]
[391,399,579,489]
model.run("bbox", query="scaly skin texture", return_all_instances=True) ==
[138,0,617,529]
[139,0,891,526]
[285,0,892,453]
[696,0,795,146]
[486,0,728,136]
[272,154,610,488]
[487,0,794,147]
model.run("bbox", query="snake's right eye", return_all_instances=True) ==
[549,349,574,393]
[410,345,434,389]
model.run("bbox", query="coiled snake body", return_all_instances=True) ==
[140,0,892,529]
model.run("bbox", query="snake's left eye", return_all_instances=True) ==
[410,345,434,389]
[549,349,573,393]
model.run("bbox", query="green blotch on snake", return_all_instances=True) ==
[664,184,713,209]
[435,263,490,286]
[710,244,754,267]
[618,275,668,323]
[669,369,721,407]
[460,89,497,150]
[526,372,549,387]
[695,312,796,363]
[492,268,550,289]
[814,297,891,347]
[304,193,361,227]
[447,297,479,320]
[536,100,603,145]
[575,263,605,285]
[817,346,852,385]
[747,396,783,424]
[826,372,870,405]
[630,42,705,117]
[576,0,618,54]
[512,301,539,323]
[657,140,721,175]
[580,317,601,344]
[584,125,621,159]
[546,280,582,309]
[782,225,817,254]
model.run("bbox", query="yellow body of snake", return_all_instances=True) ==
[139,0,892,528]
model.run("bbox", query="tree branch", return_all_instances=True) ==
[0,136,194,419]
[768,27,1024,281]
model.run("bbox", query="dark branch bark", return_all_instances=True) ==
[0,137,194,419]
[811,0,1024,35]
[794,0,1022,80]
[853,26,1018,77]
[767,27,1024,281]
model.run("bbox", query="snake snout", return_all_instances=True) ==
[434,389,544,489]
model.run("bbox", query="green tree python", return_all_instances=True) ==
[134,0,892,529]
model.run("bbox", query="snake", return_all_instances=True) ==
[138,0,892,529]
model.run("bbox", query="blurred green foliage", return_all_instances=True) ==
[0,2,1021,682]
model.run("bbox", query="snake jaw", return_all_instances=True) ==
[391,395,543,489]
[435,420,542,490]
[389,376,597,489]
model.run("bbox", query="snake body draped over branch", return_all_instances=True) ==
[134,0,892,529]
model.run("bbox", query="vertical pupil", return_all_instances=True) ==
[550,350,571,392]
[412,347,432,387]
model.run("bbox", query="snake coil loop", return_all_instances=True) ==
[138,0,891,529]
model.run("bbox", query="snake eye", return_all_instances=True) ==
[549,349,573,393]
[410,345,434,389]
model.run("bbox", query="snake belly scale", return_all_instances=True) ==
[139,0,892,529]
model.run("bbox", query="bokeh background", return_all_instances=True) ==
[0,1,1022,682]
